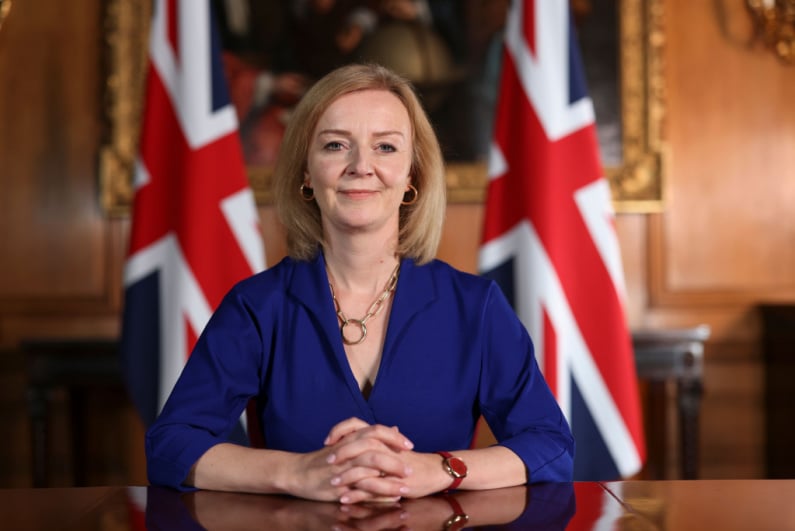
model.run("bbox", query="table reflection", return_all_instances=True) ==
[6,479,792,530]
[144,482,576,530]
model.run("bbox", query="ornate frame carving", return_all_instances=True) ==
[99,0,665,215]
[99,0,150,217]
[612,0,667,212]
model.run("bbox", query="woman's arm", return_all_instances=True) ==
[186,419,416,502]
[324,419,527,502]
[355,445,526,501]
[476,283,575,483]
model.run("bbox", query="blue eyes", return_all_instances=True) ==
[322,142,397,152]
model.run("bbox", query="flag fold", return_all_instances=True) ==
[120,0,265,437]
[479,0,645,480]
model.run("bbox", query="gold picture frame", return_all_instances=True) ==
[99,0,665,216]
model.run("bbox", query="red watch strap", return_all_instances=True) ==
[440,493,469,530]
[437,451,467,491]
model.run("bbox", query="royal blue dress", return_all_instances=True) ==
[146,253,574,489]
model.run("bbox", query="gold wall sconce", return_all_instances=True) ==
[746,0,795,63]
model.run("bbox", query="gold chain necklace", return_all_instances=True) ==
[328,262,400,345]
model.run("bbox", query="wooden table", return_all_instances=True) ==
[2,480,793,530]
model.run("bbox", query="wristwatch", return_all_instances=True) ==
[437,451,467,491]
[441,494,469,530]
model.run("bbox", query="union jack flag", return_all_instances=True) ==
[120,0,264,438]
[479,0,645,479]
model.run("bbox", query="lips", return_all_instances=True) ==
[339,189,378,198]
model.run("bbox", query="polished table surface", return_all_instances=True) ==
[2,480,794,530]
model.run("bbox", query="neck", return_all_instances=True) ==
[323,234,400,295]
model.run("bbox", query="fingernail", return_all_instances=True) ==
[340,495,350,504]
[324,436,330,444]
[399,486,410,494]
[404,440,414,449]
[330,476,341,486]
[327,453,336,464]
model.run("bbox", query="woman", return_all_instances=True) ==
[146,63,574,504]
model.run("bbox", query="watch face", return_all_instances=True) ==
[447,456,467,478]
[444,513,469,531]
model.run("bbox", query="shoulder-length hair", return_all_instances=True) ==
[271,63,446,264]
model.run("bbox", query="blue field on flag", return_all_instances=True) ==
[479,0,645,480]
[120,0,265,443]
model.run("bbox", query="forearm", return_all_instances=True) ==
[443,445,527,491]
[189,432,414,503]
[397,445,526,499]
[188,443,299,495]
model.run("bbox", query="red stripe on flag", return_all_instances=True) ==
[480,2,646,477]
[121,0,264,429]
[130,65,254,309]
[543,308,557,396]
[167,0,178,61]
[485,50,645,458]
[482,53,534,243]
[524,0,538,56]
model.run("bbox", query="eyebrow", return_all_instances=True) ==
[316,129,406,139]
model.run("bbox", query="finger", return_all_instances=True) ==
[352,476,411,499]
[337,501,401,518]
[370,425,414,451]
[329,444,413,481]
[324,417,371,446]
[337,504,409,530]
[327,421,414,452]
[331,459,411,495]
[330,463,382,488]
[364,496,404,505]
[341,438,413,468]
[338,487,403,505]
[350,512,409,531]
[332,424,414,455]
[337,455,413,486]
[331,464,409,501]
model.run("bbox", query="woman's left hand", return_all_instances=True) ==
[324,419,451,502]
[320,418,413,503]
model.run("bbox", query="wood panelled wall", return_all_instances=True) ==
[1,0,793,486]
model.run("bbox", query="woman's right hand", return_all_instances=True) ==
[284,418,415,503]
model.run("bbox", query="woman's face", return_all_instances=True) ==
[305,89,413,240]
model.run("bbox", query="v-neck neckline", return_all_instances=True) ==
[287,253,437,410]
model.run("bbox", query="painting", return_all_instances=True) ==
[99,0,666,214]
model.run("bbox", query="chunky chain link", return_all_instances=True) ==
[329,263,400,345]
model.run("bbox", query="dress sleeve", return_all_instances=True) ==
[145,286,266,490]
[477,283,575,483]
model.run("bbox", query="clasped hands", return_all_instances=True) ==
[292,417,449,504]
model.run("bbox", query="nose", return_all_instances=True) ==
[346,147,373,176]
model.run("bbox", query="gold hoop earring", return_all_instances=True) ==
[401,184,418,205]
[300,183,314,201]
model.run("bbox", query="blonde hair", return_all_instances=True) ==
[272,63,446,264]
